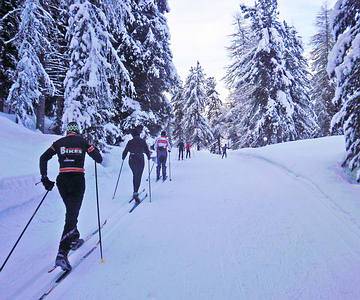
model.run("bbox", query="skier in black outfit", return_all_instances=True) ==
[122,126,151,203]
[222,144,228,159]
[39,122,102,271]
[178,141,184,160]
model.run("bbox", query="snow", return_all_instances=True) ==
[2,116,360,299]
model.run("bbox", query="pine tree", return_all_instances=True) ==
[182,62,213,149]
[171,84,185,142]
[206,77,223,152]
[63,0,121,149]
[310,3,337,136]
[119,0,177,136]
[0,0,19,112]
[42,0,69,133]
[225,0,316,148]
[224,13,255,148]
[328,0,360,180]
[283,22,319,139]
[6,0,55,130]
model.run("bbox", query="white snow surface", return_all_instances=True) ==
[1,116,360,299]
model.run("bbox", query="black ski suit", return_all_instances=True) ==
[122,136,151,193]
[178,142,184,160]
[40,133,102,254]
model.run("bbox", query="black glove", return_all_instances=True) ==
[41,176,55,191]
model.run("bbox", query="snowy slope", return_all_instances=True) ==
[1,116,360,300]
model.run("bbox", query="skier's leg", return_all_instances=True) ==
[133,158,144,193]
[156,154,161,180]
[57,174,85,254]
[161,154,167,179]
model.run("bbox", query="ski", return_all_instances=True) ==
[48,219,107,273]
[39,240,101,300]
[129,194,148,213]
[128,188,146,203]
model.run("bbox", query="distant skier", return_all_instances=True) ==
[178,140,184,160]
[222,144,228,159]
[122,126,151,203]
[185,142,191,159]
[39,122,102,271]
[155,131,171,181]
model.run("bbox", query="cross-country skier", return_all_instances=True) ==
[122,126,151,203]
[185,142,191,159]
[178,140,184,160]
[155,131,171,181]
[222,144,228,159]
[39,122,102,271]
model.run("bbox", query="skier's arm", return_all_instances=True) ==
[143,140,151,160]
[122,142,130,160]
[39,145,57,176]
[85,141,102,163]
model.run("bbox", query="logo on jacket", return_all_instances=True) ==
[60,147,83,155]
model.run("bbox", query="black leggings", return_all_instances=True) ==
[129,154,144,193]
[178,149,184,160]
[56,173,85,253]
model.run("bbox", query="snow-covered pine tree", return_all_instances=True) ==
[283,22,319,139]
[310,3,337,136]
[206,77,223,153]
[182,62,213,149]
[119,0,177,136]
[42,0,70,133]
[100,0,135,140]
[0,0,19,112]
[225,0,316,148]
[63,0,121,149]
[328,0,360,180]
[6,0,55,130]
[171,84,185,142]
[224,12,255,148]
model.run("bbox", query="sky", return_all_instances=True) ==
[167,0,337,100]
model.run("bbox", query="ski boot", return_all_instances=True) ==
[55,250,72,271]
[70,238,84,251]
[162,175,167,182]
[133,192,141,205]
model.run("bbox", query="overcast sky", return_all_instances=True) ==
[167,0,337,100]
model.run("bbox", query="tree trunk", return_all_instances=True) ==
[36,96,45,133]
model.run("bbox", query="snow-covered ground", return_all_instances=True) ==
[1,116,360,300]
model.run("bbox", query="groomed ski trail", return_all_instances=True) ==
[38,151,360,300]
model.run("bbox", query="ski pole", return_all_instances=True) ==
[146,161,155,181]
[168,151,172,181]
[94,162,104,263]
[148,159,152,203]
[0,190,50,272]
[112,159,124,199]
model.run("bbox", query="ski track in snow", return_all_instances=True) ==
[239,152,360,244]
[2,136,360,299]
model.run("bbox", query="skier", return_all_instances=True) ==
[222,144,228,159]
[122,126,151,203]
[185,142,191,159]
[178,140,184,160]
[155,131,171,181]
[39,122,102,271]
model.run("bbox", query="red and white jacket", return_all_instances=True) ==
[155,136,171,151]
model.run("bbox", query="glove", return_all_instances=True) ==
[41,176,55,191]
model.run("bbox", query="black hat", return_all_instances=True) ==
[131,125,143,137]
[67,121,80,134]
